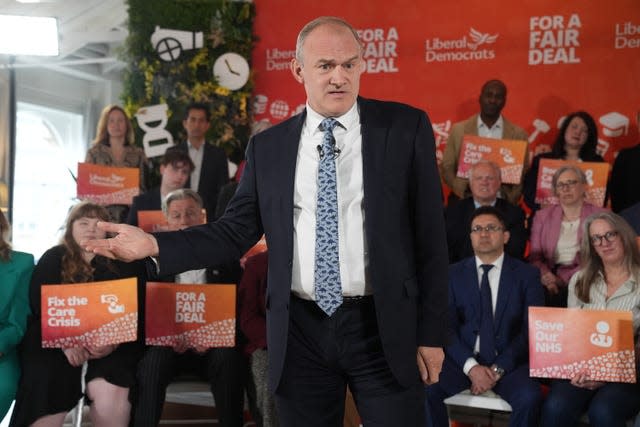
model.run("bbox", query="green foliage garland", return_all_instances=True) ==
[121,0,255,187]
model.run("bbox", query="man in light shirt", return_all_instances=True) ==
[441,80,529,205]
[132,189,244,427]
[86,16,448,426]
[426,206,543,427]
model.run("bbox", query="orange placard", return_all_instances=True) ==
[456,136,528,184]
[240,235,267,268]
[145,283,236,348]
[41,278,138,348]
[529,307,636,383]
[77,162,140,206]
[535,159,610,206]
[138,210,169,233]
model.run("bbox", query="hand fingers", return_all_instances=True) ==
[417,352,429,384]
[96,221,122,233]
[425,358,442,385]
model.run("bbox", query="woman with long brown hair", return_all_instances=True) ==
[85,105,148,223]
[10,202,145,427]
[0,210,33,421]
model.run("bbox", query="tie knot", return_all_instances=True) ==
[320,118,340,133]
[481,264,494,274]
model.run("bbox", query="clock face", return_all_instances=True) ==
[213,52,250,91]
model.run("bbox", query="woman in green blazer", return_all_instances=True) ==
[0,210,33,420]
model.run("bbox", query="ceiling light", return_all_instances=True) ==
[0,15,59,56]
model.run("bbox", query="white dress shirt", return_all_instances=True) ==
[290,103,370,300]
[176,268,207,285]
[477,115,504,139]
[187,140,205,192]
[463,253,505,375]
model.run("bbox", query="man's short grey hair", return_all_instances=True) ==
[162,188,203,216]
[295,16,362,62]
[469,160,502,184]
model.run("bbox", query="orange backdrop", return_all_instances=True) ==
[251,0,640,167]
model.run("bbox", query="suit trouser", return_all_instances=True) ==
[425,359,542,427]
[275,295,425,427]
[132,346,246,427]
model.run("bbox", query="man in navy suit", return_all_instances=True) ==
[426,206,544,427]
[86,16,448,426]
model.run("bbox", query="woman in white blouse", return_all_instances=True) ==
[540,211,640,427]
[528,165,607,307]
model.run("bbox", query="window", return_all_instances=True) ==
[12,102,85,259]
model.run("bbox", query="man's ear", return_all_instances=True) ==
[291,58,304,84]
[503,230,510,245]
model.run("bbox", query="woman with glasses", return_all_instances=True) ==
[540,211,640,427]
[522,111,604,214]
[528,165,607,306]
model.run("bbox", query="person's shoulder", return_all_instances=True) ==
[503,254,536,274]
[614,143,640,160]
[449,256,474,274]
[502,116,527,134]
[37,245,65,265]
[10,250,34,266]
[359,97,424,115]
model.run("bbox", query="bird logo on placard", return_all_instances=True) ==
[468,28,499,50]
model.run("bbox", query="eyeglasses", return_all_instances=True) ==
[590,231,619,246]
[471,224,503,234]
[555,180,579,190]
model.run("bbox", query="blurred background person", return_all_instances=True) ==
[540,211,640,427]
[609,111,640,213]
[85,105,148,223]
[132,189,245,427]
[0,211,33,421]
[523,111,604,214]
[528,166,607,307]
[10,202,145,427]
[445,160,527,263]
[126,148,194,226]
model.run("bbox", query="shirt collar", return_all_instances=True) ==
[187,140,204,151]
[304,101,360,134]
[475,252,505,272]
[477,114,504,131]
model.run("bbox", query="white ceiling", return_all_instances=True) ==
[0,0,128,82]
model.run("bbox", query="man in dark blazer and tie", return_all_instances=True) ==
[445,160,527,263]
[426,206,543,427]
[176,102,229,221]
[87,16,448,427]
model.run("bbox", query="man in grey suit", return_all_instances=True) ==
[86,16,448,427]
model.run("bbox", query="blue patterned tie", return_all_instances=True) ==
[314,118,342,315]
[479,264,496,364]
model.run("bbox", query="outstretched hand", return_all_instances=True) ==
[82,221,159,262]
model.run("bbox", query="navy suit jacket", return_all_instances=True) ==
[446,255,543,374]
[127,187,161,226]
[445,197,527,263]
[176,141,228,221]
[155,97,449,390]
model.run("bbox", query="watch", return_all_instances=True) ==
[213,52,250,91]
[491,364,505,378]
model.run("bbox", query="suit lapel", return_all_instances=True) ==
[360,98,389,246]
[463,258,482,320]
[275,112,305,257]
[494,256,514,329]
